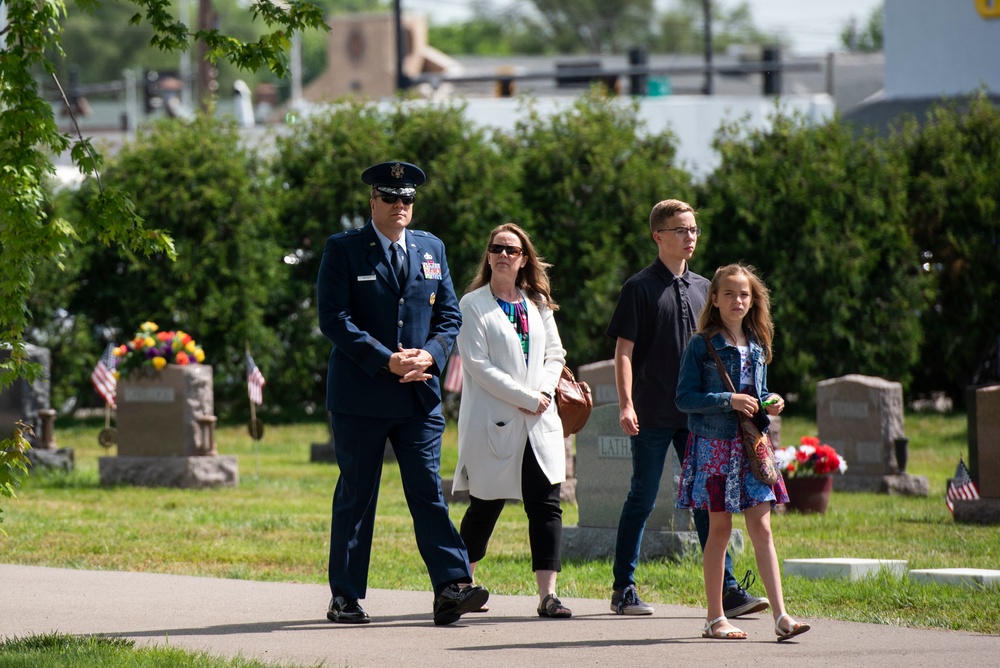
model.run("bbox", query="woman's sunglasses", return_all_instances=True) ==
[488,244,523,257]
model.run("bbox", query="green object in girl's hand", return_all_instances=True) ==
[762,397,778,407]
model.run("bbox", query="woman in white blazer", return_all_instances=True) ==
[452,223,571,618]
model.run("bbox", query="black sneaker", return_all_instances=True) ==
[723,571,769,618]
[610,584,654,615]
[433,583,489,626]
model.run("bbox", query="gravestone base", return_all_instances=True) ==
[784,558,907,581]
[441,478,470,505]
[310,440,395,464]
[310,442,337,463]
[909,568,1000,589]
[26,447,74,472]
[834,473,929,496]
[99,455,238,488]
[882,473,930,496]
[953,498,1000,525]
[562,526,742,562]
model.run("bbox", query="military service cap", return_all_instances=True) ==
[361,161,426,197]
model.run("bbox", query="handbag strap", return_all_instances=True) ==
[700,333,737,394]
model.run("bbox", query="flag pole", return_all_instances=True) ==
[247,341,260,479]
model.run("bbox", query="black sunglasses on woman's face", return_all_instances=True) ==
[488,244,523,257]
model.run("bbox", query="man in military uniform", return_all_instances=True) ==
[318,161,488,626]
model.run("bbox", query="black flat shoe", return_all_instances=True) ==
[433,583,489,626]
[327,595,370,624]
[537,594,572,619]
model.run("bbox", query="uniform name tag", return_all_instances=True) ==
[357,274,376,282]
[422,262,442,280]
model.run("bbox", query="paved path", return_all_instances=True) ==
[1,564,995,667]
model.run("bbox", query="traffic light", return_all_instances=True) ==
[144,70,163,114]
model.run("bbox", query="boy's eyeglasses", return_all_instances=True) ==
[657,226,702,238]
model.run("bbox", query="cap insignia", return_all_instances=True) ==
[391,162,405,179]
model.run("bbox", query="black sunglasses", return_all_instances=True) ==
[377,193,415,205]
[488,244,523,257]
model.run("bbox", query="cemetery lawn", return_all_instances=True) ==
[3,413,997,636]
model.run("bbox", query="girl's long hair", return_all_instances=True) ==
[697,263,773,362]
[465,223,559,311]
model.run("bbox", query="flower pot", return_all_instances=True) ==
[783,475,834,514]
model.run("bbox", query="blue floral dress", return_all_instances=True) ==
[676,345,788,513]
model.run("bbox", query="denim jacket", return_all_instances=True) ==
[675,332,773,440]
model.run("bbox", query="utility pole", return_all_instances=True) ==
[702,0,713,95]
[196,0,217,111]
[394,0,408,92]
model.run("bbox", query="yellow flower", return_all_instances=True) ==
[194,348,205,363]
[144,336,156,348]
[185,341,197,354]
[152,356,167,370]
[140,321,158,333]
[113,371,121,380]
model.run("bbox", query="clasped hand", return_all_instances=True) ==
[519,392,551,416]
[732,392,784,417]
[387,346,433,382]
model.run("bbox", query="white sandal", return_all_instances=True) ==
[702,615,747,640]
[775,612,811,641]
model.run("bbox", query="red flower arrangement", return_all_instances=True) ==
[775,436,848,478]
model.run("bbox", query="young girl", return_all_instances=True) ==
[675,263,810,642]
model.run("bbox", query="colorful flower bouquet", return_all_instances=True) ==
[113,321,206,378]
[775,436,848,478]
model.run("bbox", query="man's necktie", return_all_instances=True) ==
[391,242,406,286]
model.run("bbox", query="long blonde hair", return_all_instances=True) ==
[465,223,559,311]
[697,263,774,363]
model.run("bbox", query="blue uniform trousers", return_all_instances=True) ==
[328,410,471,600]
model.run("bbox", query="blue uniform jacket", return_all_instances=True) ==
[317,220,461,418]
[675,332,773,439]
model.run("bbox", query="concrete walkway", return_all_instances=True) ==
[1,564,995,667]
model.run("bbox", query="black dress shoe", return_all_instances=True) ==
[433,583,489,626]
[327,596,370,624]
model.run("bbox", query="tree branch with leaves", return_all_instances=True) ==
[0,0,328,525]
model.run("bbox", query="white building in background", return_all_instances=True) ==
[845,0,1000,131]
[53,2,1000,181]
[885,0,1000,99]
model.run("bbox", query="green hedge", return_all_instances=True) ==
[34,92,1000,419]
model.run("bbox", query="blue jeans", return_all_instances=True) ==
[613,426,739,592]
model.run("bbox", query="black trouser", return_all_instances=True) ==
[460,441,562,572]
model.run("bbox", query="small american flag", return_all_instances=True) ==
[246,350,266,406]
[946,458,980,514]
[91,343,117,406]
[443,349,463,394]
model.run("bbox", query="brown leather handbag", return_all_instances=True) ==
[555,365,593,438]
[701,334,780,486]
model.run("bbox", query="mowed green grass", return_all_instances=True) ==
[2,413,997,634]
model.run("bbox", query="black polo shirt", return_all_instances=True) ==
[606,257,710,429]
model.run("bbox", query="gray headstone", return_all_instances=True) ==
[0,344,52,445]
[116,364,214,457]
[573,404,688,531]
[577,359,617,407]
[816,374,904,477]
[968,384,1000,499]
